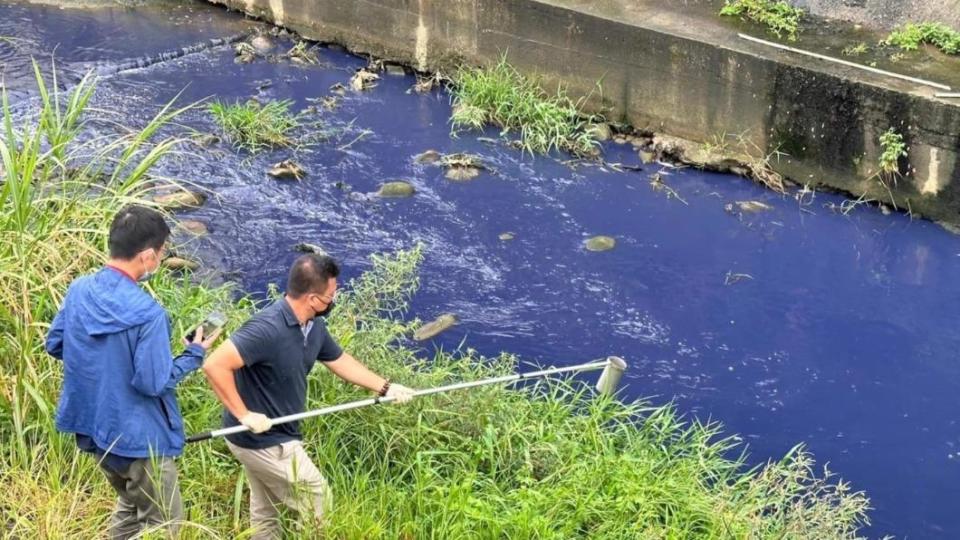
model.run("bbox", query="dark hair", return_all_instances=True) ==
[108,205,171,260]
[287,254,340,298]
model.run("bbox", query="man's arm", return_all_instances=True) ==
[203,319,276,433]
[323,352,415,403]
[45,309,65,360]
[322,352,387,392]
[131,315,215,397]
[202,340,251,420]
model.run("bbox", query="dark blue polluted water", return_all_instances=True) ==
[3,2,960,537]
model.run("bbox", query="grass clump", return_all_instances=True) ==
[869,128,908,210]
[884,22,960,55]
[879,128,907,175]
[450,57,599,157]
[842,42,870,56]
[208,98,299,152]
[2,65,871,538]
[720,0,805,41]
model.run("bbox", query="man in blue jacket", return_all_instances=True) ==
[45,204,220,539]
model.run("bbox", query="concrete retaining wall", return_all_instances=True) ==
[211,0,960,223]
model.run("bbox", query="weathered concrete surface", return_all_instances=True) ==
[209,0,960,223]
[790,0,960,30]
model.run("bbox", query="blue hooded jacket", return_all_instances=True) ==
[45,267,205,458]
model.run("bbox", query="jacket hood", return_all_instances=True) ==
[70,268,163,336]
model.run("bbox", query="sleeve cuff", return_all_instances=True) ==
[184,343,206,358]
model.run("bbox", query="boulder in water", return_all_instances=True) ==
[445,166,481,181]
[152,190,206,210]
[440,153,486,182]
[250,35,275,54]
[179,220,208,235]
[162,256,199,271]
[294,242,327,254]
[584,235,616,252]
[377,181,415,198]
[268,159,306,180]
[384,63,407,76]
[499,232,516,241]
[330,83,348,96]
[414,150,442,164]
[413,313,459,341]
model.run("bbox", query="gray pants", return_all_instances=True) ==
[227,440,331,540]
[99,457,182,540]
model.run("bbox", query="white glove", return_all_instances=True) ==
[240,412,272,434]
[385,383,415,404]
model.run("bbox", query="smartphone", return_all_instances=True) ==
[186,311,227,342]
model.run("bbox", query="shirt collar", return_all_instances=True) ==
[280,297,305,327]
[105,264,137,283]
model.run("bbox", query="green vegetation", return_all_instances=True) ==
[884,22,960,55]
[1,67,870,538]
[842,42,869,56]
[208,98,299,152]
[879,127,907,176]
[873,128,908,208]
[720,0,805,41]
[700,132,734,156]
[450,57,599,156]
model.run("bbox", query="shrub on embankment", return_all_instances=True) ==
[884,22,960,55]
[0,68,871,538]
[720,0,805,41]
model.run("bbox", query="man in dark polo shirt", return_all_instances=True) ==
[202,253,414,539]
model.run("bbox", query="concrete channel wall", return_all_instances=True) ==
[211,0,960,224]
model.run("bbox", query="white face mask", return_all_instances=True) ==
[138,249,160,282]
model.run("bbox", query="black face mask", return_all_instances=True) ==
[317,301,335,318]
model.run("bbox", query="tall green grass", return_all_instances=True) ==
[720,0,805,41]
[1,66,870,538]
[0,62,216,536]
[450,57,599,157]
[884,22,960,55]
[208,98,299,153]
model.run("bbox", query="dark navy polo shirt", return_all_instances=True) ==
[223,298,343,449]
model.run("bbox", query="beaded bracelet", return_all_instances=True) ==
[378,379,391,397]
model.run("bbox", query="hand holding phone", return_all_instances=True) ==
[186,311,227,349]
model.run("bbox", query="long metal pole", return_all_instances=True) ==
[187,358,622,443]
[738,33,952,91]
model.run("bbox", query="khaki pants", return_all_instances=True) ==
[227,439,331,540]
[99,457,182,540]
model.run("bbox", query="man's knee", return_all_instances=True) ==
[284,452,329,518]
